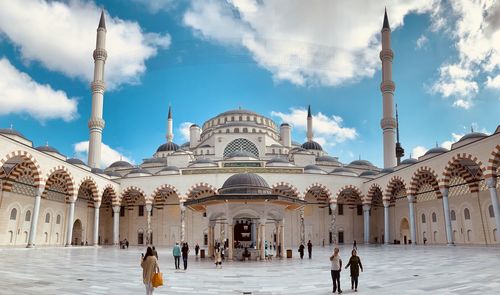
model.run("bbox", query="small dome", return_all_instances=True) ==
[67,158,86,166]
[126,168,152,176]
[36,145,61,155]
[400,158,418,165]
[349,160,374,167]
[105,171,122,177]
[156,142,180,152]
[359,170,379,177]
[200,144,211,148]
[225,150,257,159]
[193,157,215,164]
[458,132,487,142]
[0,128,26,139]
[160,166,179,172]
[424,147,448,156]
[380,168,394,174]
[316,155,340,163]
[190,124,199,128]
[304,164,322,170]
[280,123,290,127]
[267,157,289,164]
[108,160,133,169]
[219,173,271,195]
[301,141,323,151]
[142,158,168,165]
[91,168,105,174]
[329,167,357,176]
[181,142,190,148]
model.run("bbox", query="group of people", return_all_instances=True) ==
[172,242,200,270]
[298,240,314,259]
[330,248,364,293]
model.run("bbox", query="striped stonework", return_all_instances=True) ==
[304,183,332,204]
[152,184,181,209]
[271,182,300,199]
[441,153,484,193]
[44,166,75,203]
[186,182,218,200]
[0,150,43,190]
[121,186,147,209]
[366,183,383,206]
[101,184,119,207]
[336,184,363,208]
[384,175,407,203]
[409,166,441,198]
[485,144,500,179]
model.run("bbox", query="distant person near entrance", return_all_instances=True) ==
[195,243,200,257]
[173,242,181,270]
[182,242,190,270]
[307,240,313,259]
[298,244,305,259]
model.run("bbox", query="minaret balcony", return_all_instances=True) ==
[380,80,395,93]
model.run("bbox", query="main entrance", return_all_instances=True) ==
[72,219,82,245]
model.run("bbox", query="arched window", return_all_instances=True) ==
[252,128,256,133]
[223,138,259,158]
[56,215,61,224]
[10,208,17,220]
[464,208,471,220]
[242,128,248,133]
[239,116,242,121]
[234,128,239,133]
[467,229,472,242]
[45,213,50,223]
[25,210,31,222]
[489,205,495,218]
[9,231,13,243]
[432,212,437,223]
[450,210,456,221]
[421,214,426,223]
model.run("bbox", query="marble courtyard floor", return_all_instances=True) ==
[0,245,499,295]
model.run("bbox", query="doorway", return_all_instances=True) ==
[338,231,344,244]
[72,219,83,245]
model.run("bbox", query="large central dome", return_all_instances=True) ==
[219,173,272,195]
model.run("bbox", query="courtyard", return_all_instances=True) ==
[0,245,499,294]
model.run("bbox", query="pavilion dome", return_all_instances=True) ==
[36,145,62,155]
[380,168,394,174]
[349,159,375,167]
[359,170,379,177]
[424,146,448,156]
[105,171,122,178]
[267,157,289,164]
[108,160,133,169]
[219,173,272,195]
[156,142,180,152]
[126,168,152,177]
[66,158,86,166]
[400,158,418,165]
[301,141,323,151]
[329,167,358,176]
[0,128,26,139]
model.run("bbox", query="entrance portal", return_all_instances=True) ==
[72,219,83,245]
[400,218,409,244]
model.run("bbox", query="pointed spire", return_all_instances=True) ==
[395,104,400,142]
[98,10,106,29]
[9,123,13,130]
[168,105,172,119]
[307,105,312,118]
[471,125,474,133]
[383,7,390,30]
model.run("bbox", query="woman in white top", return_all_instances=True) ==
[330,248,342,294]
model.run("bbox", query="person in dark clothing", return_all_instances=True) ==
[125,239,129,249]
[353,240,357,250]
[307,240,312,259]
[345,249,363,292]
[330,247,342,294]
[298,244,305,259]
[277,243,281,258]
[181,242,190,270]
[195,243,200,257]
[152,246,158,259]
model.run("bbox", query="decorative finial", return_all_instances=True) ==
[98,10,106,29]
[383,7,390,30]
[46,141,49,147]
[359,154,361,160]
[120,155,123,161]
[436,141,438,148]
[9,123,13,130]
[471,125,474,133]
[307,105,312,118]
[168,105,172,119]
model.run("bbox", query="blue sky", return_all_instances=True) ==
[0,0,499,168]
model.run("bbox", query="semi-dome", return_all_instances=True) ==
[219,173,271,195]
[424,146,448,156]
[0,128,26,139]
[400,158,418,165]
[349,160,375,167]
[301,141,323,151]
[359,170,379,177]
[157,142,180,152]
[36,145,62,155]
[108,160,133,169]
[458,132,487,142]
[181,142,190,148]
[67,158,86,166]
[225,150,257,159]
[304,164,322,170]
[160,166,179,172]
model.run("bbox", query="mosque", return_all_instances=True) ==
[0,10,499,260]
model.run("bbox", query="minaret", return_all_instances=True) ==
[306,105,313,142]
[380,8,397,168]
[166,105,173,142]
[88,11,107,168]
[395,104,405,165]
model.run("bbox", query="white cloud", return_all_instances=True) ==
[183,0,436,86]
[416,34,428,49]
[73,141,134,169]
[0,57,77,121]
[132,0,176,13]
[411,146,428,158]
[179,122,194,142]
[0,0,171,90]
[431,0,500,108]
[440,132,464,150]
[271,107,357,145]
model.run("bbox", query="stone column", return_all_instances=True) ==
[299,208,305,245]
[259,220,266,260]
[112,205,120,245]
[407,195,417,245]
[330,203,337,245]
[27,187,44,248]
[363,204,371,244]
[93,201,101,246]
[146,204,152,245]
[486,178,500,242]
[439,188,454,245]
[208,224,214,257]
[227,219,233,261]
[251,221,256,247]
[65,200,76,246]
[279,220,285,258]
[383,200,390,245]
[180,203,186,243]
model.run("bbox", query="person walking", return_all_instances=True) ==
[172,242,181,270]
[307,240,313,259]
[330,248,342,294]
[353,240,357,250]
[298,243,305,259]
[214,243,222,268]
[141,246,160,295]
[345,249,363,292]
[195,243,200,257]
[181,242,190,270]
[152,246,158,259]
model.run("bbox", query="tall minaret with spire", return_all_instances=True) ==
[88,11,107,168]
[380,8,397,168]
[166,105,173,142]
[306,105,313,142]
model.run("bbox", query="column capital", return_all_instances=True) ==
[329,203,337,211]
[88,117,105,129]
[363,204,371,211]
[439,187,449,197]
[112,205,120,213]
[383,200,390,207]
[407,195,416,203]
[145,204,152,212]
[94,201,101,209]
[179,202,186,211]
[486,177,497,189]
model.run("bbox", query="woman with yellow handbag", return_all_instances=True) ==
[141,247,162,294]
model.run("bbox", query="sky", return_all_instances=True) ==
[0,0,499,168]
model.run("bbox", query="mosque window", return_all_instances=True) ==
[25,210,31,222]
[234,128,239,133]
[450,210,456,221]
[431,212,437,223]
[338,204,344,215]
[45,213,50,223]
[252,128,256,133]
[231,116,235,121]
[10,208,17,220]
[272,149,275,154]
[489,205,495,218]
[56,215,61,224]
[9,231,13,243]
[421,214,426,223]
[204,233,208,245]
[138,205,144,216]
[226,129,230,133]
[223,138,259,158]
[243,128,248,133]
[239,116,242,121]
[464,208,471,220]
[246,116,249,121]
[206,149,209,154]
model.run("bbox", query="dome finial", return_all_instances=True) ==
[307,105,312,118]
[45,141,49,147]
[471,125,474,133]
[9,123,13,130]
[435,141,438,148]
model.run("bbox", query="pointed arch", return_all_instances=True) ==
[336,185,363,208]
[271,182,300,199]
[186,182,218,200]
[410,166,441,201]
[1,150,43,191]
[442,153,485,193]
[366,183,383,205]
[304,182,332,205]
[151,184,180,208]
[101,184,119,207]
[485,144,500,180]
[384,175,407,203]
[121,186,147,208]
[43,166,75,203]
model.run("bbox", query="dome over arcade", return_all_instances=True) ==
[424,146,448,156]
[348,159,375,167]
[156,166,180,175]
[141,157,168,165]
[0,128,27,139]
[304,164,326,174]
[108,160,133,169]
[380,168,394,174]
[36,145,62,155]
[105,170,122,178]
[157,142,180,152]
[359,170,379,177]
[301,141,323,151]
[66,158,86,166]
[219,173,272,195]
[126,168,152,177]
[400,158,418,165]
[329,167,358,176]
[458,132,488,142]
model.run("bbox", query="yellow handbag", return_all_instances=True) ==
[152,272,163,288]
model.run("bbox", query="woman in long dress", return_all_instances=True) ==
[214,244,222,268]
